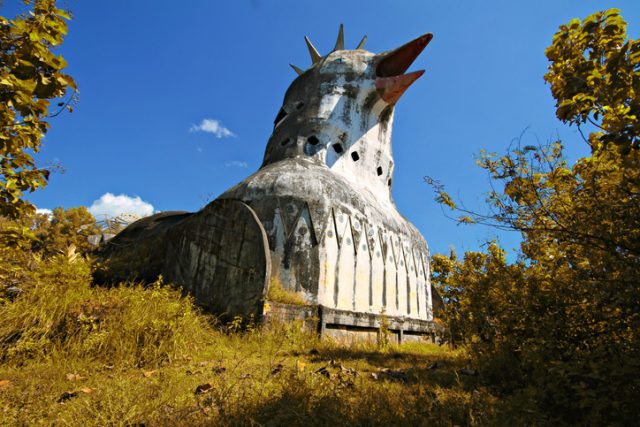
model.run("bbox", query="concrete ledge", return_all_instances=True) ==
[263,301,443,343]
[263,301,319,331]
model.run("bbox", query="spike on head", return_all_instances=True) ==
[290,64,304,75]
[356,35,367,50]
[334,24,345,51]
[305,36,322,64]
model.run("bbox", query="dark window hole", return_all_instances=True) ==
[307,135,319,145]
[332,143,344,154]
[280,138,291,147]
[295,102,305,110]
[351,151,360,162]
[274,107,287,126]
[388,178,392,187]
[377,166,383,176]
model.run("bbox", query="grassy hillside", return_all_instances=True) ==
[0,248,512,426]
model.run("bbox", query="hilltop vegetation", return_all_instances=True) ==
[0,214,494,426]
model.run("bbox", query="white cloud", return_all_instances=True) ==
[88,193,154,219]
[36,208,53,218]
[189,119,236,138]
[225,160,248,168]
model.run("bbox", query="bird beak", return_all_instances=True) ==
[375,33,432,104]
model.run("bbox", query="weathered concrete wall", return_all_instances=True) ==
[164,199,270,316]
[98,200,270,319]
[263,301,319,332]
[263,301,442,344]
[222,158,433,322]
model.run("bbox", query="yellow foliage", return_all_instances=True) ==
[431,9,640,425]
[0,1,77,218]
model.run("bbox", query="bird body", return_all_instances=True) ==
[99,27,442,338]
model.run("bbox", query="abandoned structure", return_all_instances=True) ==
[100,26,442,342]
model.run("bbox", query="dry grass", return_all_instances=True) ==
[0,255,513,426]
[267,276,307,306]
[0,327,502,426]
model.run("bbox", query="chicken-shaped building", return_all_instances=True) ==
[100,26,441,342]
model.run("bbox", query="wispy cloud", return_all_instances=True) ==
[189,119,236,138]
[225,160,248,168]
[88,193,154,219]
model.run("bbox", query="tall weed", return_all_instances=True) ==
[0,255,212,368]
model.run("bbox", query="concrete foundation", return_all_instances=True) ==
[264,301,441,344]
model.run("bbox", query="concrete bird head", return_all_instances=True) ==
[262,25,431,202]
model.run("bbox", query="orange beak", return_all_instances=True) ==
[375,33,432,104]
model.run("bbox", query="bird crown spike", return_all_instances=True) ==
[304,36,322,64]
[290,64,304,75]
[290,28,369,75]
[333,24,344,51]
[356,35,367,50]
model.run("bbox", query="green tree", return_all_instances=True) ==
[0,0,76,219]
[429,9,639,424]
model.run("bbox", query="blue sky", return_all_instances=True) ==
[5,0,639,257]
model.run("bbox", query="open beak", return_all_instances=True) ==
[375,33,432,104]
